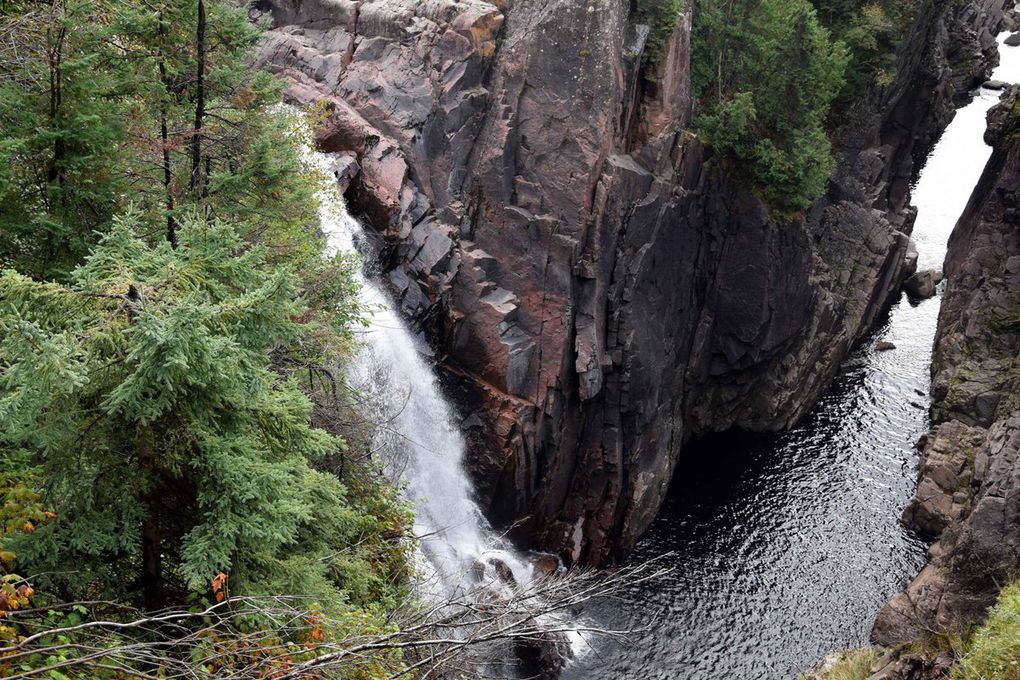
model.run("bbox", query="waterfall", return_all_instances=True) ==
[910,30,1020,269]
[297,132,535,599]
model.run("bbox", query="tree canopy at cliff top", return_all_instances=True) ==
[692,0,849,210]
[689,0,915,210]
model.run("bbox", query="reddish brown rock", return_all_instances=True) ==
[259,0,1006,567]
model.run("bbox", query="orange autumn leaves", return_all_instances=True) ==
[213,571,229,603]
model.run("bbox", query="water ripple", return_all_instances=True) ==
[565,36,1020,679]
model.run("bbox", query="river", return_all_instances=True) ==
[564,32,1020,680]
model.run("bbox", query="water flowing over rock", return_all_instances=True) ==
[303,129,534,595]
[298,119,580,676]
[258,0,1008,567]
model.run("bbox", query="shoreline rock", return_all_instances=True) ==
[903,268,944,297]
[874,88,1020,649]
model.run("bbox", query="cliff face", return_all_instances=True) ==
[874,89,1020,647]
[257,0,1004,565]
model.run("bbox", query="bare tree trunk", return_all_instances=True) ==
[46,23,66,187]
[189,0,206,193]
[127,285,164,612]
[158,25,178,247]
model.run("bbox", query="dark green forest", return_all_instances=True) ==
[0,1,413,676]
[685,0,917,209]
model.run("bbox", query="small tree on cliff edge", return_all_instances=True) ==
[0,215,370,610]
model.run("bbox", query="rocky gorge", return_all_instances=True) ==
[257,0,1008,572]
[11,0,1020,674]
[868,83,1020,674]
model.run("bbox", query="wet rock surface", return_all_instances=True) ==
[903,268,944,297]
[259,0,1007,566]
[874,89,1020,646]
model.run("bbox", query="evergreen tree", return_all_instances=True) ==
[113,0,316,249]
[0,0,318,280]
[692,0,849,209]
[0,214,397,610]
[0,1,130,280]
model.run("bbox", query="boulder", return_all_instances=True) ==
[983,79,1008,89]
[903,268,943,298]
[1005,31,1020,46]
[527,552,563,578]
[876,341,896,351]
[514,628,571,679]
[330,152,361,194]
[902,422,984,536]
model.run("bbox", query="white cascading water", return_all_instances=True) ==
[297,129,535,599]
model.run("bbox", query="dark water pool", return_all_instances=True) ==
[566,298,932,679]
[564,35,1020,679]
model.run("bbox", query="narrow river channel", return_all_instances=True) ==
[565,33,1020,680]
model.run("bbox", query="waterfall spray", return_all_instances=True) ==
[297,124,537,601]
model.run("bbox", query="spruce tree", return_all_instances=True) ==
[692,0,849,209]
[0,0,130,280]
[0,214,376,610]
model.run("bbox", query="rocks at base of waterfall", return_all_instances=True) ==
[983,79,1009,89]
[329,153,361,194]
[876,341,896,351]
[491,557,517,586]
[903,269,944,298]
[1005,31,1020,46]
[469,555,519,586]
[527,551,564,578]
[514,629,572,680]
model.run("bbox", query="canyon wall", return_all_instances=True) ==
[257,0,1004,565]
[874,88,1020,650]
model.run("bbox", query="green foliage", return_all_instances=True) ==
[0,1,131,280]
[810,0,916,101]
[0,215,404,612]
[954,582,1020,679]
[801,648,881,680]
[0,0,412,643]
[692,0,849,210]
[634,0,685,68]
[0,1,416,674]
[0,0,318,281]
